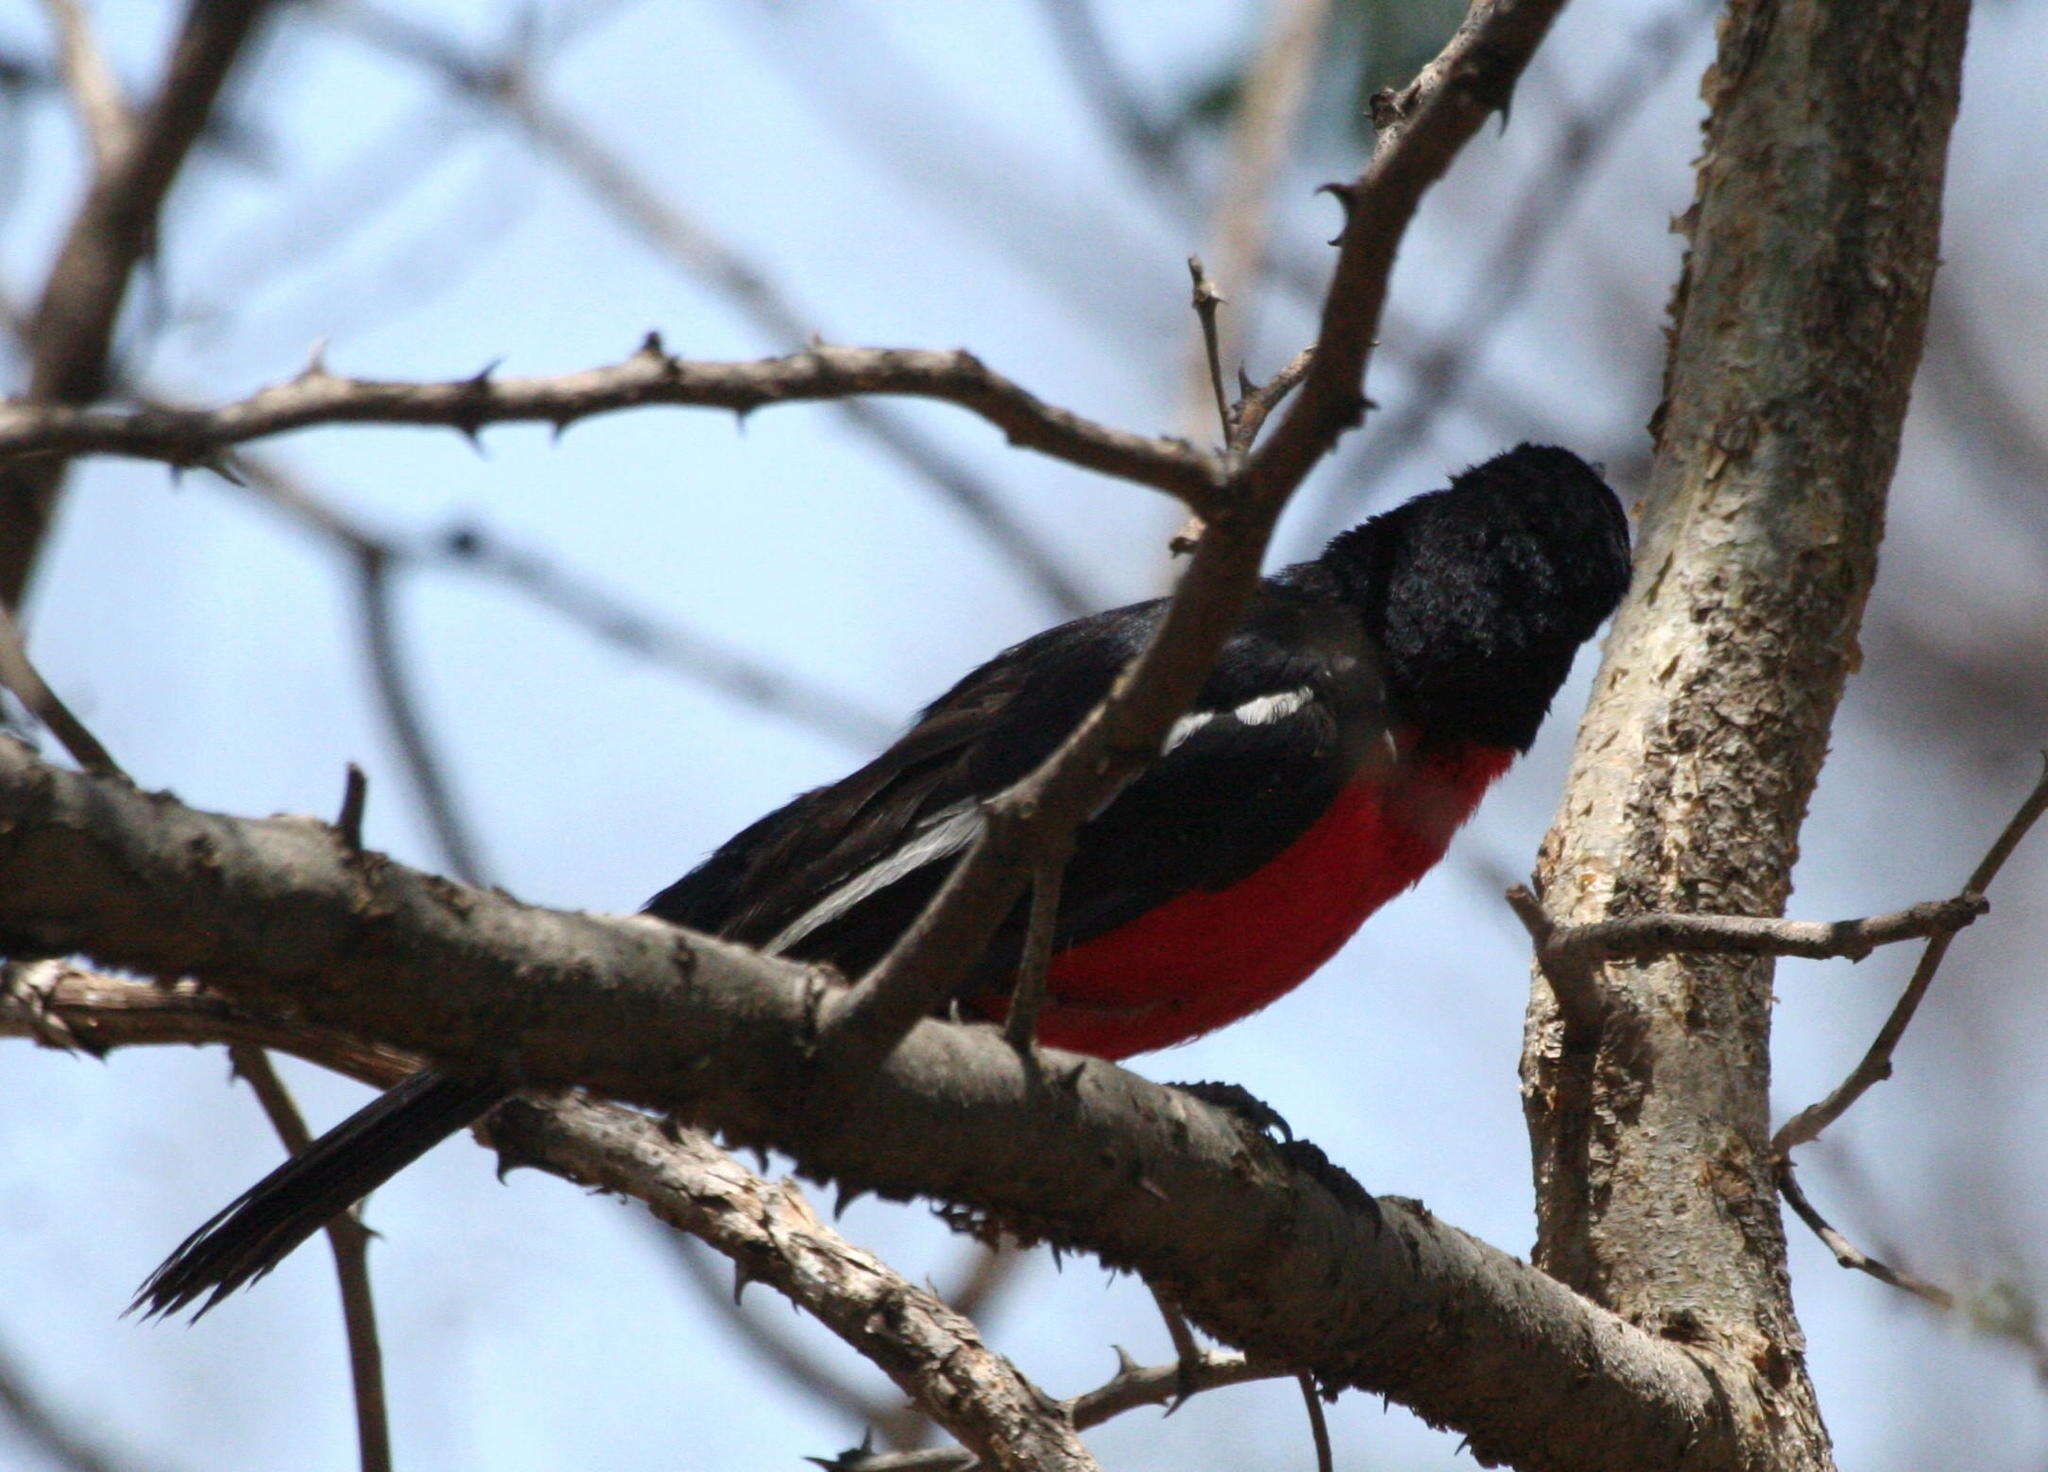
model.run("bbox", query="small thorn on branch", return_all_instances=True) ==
[336,763,369,851]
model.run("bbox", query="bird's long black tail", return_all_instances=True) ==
[134,1069,507,1319]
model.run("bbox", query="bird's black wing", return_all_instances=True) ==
[646,566,1387,988]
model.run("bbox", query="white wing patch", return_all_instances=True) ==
[1162,686,1314,754]
[766,801,983,955]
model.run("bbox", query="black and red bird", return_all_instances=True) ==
[138,442,1631,1316]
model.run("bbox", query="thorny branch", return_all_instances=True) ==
[0,962,1100,1472]
[328,0,1096,618]
[0,341,1227,513]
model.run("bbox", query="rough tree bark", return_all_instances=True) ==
[1521,2,1971,1469]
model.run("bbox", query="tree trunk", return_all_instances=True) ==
[1521,1,1971,1468]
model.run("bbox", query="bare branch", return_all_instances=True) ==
[0,744,1757,1472]
[1186,257,1231,442]
[225,1046,392,1472]
[1774,759,2048,1155]
[1001,858,1067,1053]
[854,1346,1286,1472]
[0,343,1226,513]
[38,0,132,171]
[1298,1374,1334,1472]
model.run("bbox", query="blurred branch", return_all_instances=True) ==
[38,0,132,171]
[224,1046,392,1472]
[0,599,122,779]
[353,546,489,885]
[0,340,1227,513]
[0,1332,166,1472]
[830,1345,1285,1472]
[0,966,1098,1472]
[331,0,1098,618]
[1035,0,1191,185]
[1774,759,2048,1155]
[2,0,274,608]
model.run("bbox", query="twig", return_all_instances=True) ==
[1146,1281,1205,1410]
[0,600,122,778]
[1774,758,2048,1154]
[1181,0,1333,428]
[225,1046,392,1472]
[1775,1159,1951,1306]
[1002,858,1067,1052]
[326,0,1098,619]
[1509,884,1989,970]
[1298,1374,1334,1472]
[1187,257,1232,442]
[352,549,488,885]
[1502,883,1602,1036]
[0,342,1227,514]
[336,762,368,851]
[818,0,1569,1075]
[38,0,132,171]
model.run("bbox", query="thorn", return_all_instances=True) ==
[200,454,245,486]
[549,415,574,444]
[335,762,368,851]
[637,329,666,360]
[835,1183,865,1218]
[1112,1344,1141,1378]
[750,1145,772,1172]
[1316,181,1361,246]
[1136,1175,1169,1203]
[1049,1243,1065,1271]
[733,1261,758,1304]
[1236,365,1256,398]
[299,336,331,381]
[467,357,503,389]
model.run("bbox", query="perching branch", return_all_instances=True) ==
[0,742,1760,1472]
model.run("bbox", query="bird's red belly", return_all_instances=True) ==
[1016,743,1513,1059]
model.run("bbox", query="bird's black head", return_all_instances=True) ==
[1320,444,1632,751]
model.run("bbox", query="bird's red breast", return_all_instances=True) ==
[980,740,1514,1059]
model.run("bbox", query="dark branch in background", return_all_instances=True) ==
[224,1047,392,1472]
[0,965,1101,1472]
[2,0,274,608]
[37,0,132,172]
[434,523,895,751]
[0,601,121,778]
[0,1330,167,1472]
[1774,759,2048,1155]
[1035,0,1193,186]
[352,547,488,886]
[1300,0,1711,538]
[0,745,1751,1472]
[0,343,1227,512]
[326,0,1098,619]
